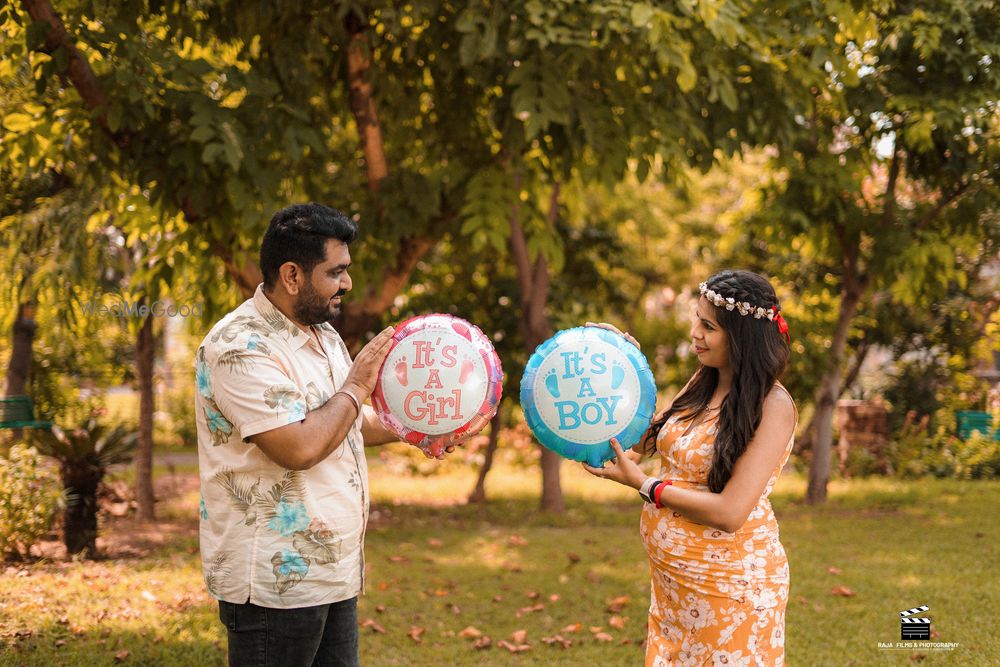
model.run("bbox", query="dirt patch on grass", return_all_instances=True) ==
[26,472,200,562]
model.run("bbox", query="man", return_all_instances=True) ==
[194,203,437,666]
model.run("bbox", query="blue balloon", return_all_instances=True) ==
[520,326,657,467]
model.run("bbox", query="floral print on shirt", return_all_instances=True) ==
[195,285,365,607]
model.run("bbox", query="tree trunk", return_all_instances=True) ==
[806,284,864,503]
[344,10,388,190]
[467,408,503,504]
[333,236,436,351]
[62,460,102,556]
[135,312,156,520]
[5,302,36,396]
[793,340,870,458]
[510,179,564,512]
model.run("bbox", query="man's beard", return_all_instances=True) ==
[293,282,342,325]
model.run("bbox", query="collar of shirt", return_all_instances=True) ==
[252,283,324,353]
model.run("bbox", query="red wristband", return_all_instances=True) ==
[653,479,673,508]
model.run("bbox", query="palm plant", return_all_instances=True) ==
[31,415,138,556]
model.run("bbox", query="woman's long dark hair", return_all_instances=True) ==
[640,270,790,493]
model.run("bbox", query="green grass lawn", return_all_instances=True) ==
[2,457,997,666]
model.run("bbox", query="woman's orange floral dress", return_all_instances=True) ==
[640,390,796,666]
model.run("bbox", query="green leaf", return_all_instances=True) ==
[2,113,34,132]
[201,142,225,165]
[630,4,654,27]
[190,125,215,143]
[106,102,123,133]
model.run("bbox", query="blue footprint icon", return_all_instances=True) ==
[611,361,626,390]
[544,369,561,398]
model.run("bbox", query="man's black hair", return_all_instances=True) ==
[259,203,358,290]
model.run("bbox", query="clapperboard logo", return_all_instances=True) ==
[899,604,931,640]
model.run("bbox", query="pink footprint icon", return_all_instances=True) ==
[458,357,475,384]
[395,357,409,386]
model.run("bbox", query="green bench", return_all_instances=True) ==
[0,396,53,430]
[956,410,999,441]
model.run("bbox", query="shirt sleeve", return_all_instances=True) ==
[209,346,308,441]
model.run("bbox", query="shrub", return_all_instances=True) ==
[0,445,63,560]
[953,432,1000,479]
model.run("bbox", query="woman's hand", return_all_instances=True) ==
[585,321,640,350]
[582,438,646,489]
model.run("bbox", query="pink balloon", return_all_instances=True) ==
[372,314,503,452]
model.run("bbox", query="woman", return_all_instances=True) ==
[585,269,797,666]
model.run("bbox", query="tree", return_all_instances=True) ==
[740,0,999,502]
[6,0,862,511]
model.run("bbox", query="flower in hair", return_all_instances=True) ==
[699,282,773,320]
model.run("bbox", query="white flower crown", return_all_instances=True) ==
[699,282,775,320]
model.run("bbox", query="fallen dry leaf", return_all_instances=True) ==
[594,632,614,642]
[140,590,156,602]
[375,604,386,614]
[609,615,626,629]
[548,594,560,602]
[566,552,581,564]
[360,618,386,633]
[54,640,66,648]
[607,595,630,613]
[497,639,531,653]
[827,567,842,575]
[589,626,604,634]
[387,555,409,563]
[541,635,573,649]
[830,586,856,597]
[508,535,528,547]
[427,538,443,548]
[562,623,582,633]
[472,635,492,650]
[448,604,462,615]
[377,581,390,591]
[492,595,504,603]
[516,604,545,616]
[910,653,927,662]
[432,589,449,597]
[407,626,424,643]
[114,650,130,662]
[526,590,540,599]
[458,626,482,639]
[511,629,528,644]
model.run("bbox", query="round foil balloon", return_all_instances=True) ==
[520,326,656,467]
[372,314,503,456]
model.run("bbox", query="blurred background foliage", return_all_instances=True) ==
[0,0,997,529]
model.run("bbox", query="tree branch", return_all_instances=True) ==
[344,9,388,190]
[881,148,900,227]
[915,181,973,231]
[21,0,128,147]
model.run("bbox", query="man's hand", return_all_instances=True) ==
[345,326,395,397]
[415,442,460,460]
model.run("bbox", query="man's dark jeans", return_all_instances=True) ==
[218,597,359,667]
